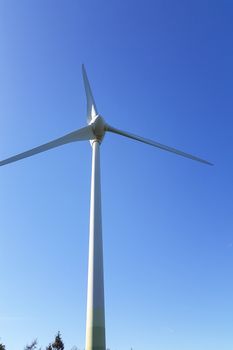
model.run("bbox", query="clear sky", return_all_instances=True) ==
[0,1,232,349]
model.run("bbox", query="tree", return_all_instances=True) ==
[52,332,64,350]
[25,340,37,350]
[0,344,6,350]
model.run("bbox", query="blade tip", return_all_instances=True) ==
[82,63,86,74]
[203,160,214,166]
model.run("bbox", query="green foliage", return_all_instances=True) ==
[1,331,68,350]
[51,332,64,350]
[24,340,37,350]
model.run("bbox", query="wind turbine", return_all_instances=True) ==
[0,65,212,350]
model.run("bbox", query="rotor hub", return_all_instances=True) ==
[91,115,106,142]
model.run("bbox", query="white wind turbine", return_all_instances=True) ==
[0,65,212,350]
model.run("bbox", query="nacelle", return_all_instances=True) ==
[91,115,106,141]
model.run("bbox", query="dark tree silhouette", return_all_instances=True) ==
[0,343,6,350]
[46,344,53,350]
[24,340,37,350]
[52,332,64,350]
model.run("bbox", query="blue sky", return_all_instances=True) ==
[0,1,233,349]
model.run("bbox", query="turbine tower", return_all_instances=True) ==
[0,65,212,350]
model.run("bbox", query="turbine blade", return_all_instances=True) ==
[0,125,95,167]
[82,64,98,123]
[106,125,213,166]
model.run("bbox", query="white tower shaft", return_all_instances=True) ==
[85,140,106,350]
